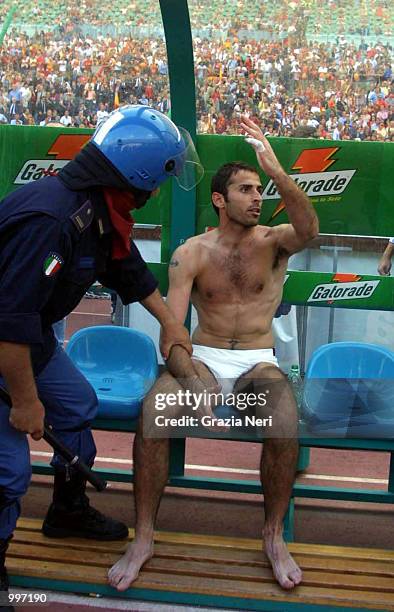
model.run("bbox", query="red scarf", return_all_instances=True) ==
[103,188,135,259]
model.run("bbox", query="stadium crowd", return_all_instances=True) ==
[0,0,393,140]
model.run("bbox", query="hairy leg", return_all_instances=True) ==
[236,364,301,589]
[108,372,180,590]
[108,361,218,591]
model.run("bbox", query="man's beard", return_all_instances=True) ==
[227,211,260,228]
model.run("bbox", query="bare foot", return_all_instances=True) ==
[108,538,154,591]
[264,532,302,590]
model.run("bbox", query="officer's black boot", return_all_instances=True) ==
[42,469,128,540]
[0,538,14,611]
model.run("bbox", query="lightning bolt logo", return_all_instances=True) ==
[332,273,362,283]
[269,147,339,220]
[327,273,362,304]
[48,134,90,159]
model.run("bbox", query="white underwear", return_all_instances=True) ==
[191,344,279,396]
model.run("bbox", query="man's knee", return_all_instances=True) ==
[237,365,288,402]
[43,377,98,431]
[142,371,181,413]
[141,371,185,437]
[71,377,98,424]
[65,378,97,427]
[252,364,286,382]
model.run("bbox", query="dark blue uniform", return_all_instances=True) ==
[0,176,157,539]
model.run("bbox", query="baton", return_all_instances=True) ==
[0,387,107,492]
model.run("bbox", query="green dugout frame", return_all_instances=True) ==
[4,3,394,606]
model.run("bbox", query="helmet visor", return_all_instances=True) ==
[171,127,204,191]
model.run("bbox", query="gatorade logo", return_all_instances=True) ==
[14,134,90,185]
[263,169,356,200]
[14,160,69,183]
[307,280,380,303]
[268,147,356,219]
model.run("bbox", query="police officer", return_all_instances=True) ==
[0,105,202,598]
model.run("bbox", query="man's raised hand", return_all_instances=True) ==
[241,115,284,180]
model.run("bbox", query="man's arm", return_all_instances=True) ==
[0,342,44,440]
[163,242,198,377]
[164,243,222,428]
[377,239,394,276]
[166,242,197,323]
[241,115,319,254]
[0,215,68,440]
[140,288,192,360]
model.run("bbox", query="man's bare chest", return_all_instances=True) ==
[194,246,280,302]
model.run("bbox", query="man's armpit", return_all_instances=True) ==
[273,245,289,269]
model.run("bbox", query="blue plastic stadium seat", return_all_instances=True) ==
[302,342,394,438]
[66,326,158,420]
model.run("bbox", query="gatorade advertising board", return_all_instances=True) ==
[195,134,394,238]
[0,125,167,225]
[0,126,393,311]
[1,126,393,237]
[284,271,393,310]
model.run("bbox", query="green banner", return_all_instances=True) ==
[195,135,394,237]
[1,127,393,238]
[283,271,393,310]
[0,125,166,226]
[1,125,393,310]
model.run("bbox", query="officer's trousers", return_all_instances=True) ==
[0,344,97,539]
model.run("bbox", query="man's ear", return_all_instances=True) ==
[212,191,225,211]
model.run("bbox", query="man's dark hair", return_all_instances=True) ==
[211,161,259,216]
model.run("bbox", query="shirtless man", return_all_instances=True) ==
[108,115,319,591]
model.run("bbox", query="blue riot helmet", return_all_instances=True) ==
[91,104,204,191]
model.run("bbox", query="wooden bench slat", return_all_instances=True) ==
[139,573,394,609]
[12,530,128,553]
[151,546,394,577]
[145,558,394,592]
[15,518,394,562]
[9,542,117,566]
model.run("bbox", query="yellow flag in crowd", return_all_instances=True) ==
[114,90,120,109]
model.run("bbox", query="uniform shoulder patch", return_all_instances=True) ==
[43,252,63,276]
[70,199,94,233]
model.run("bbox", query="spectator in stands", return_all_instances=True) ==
[0,2,392,142]
[39,109,57,126]
[7,96,23,121]
[96,101,110,126]
[60,109,73,126]
[10,112,23,125]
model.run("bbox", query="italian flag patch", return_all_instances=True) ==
[43,252,63,277]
